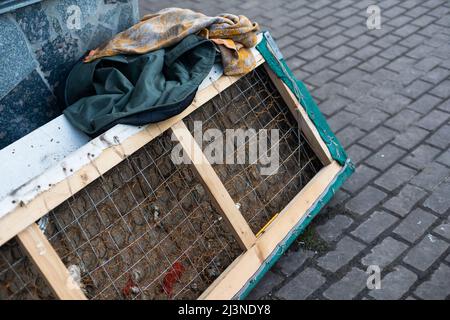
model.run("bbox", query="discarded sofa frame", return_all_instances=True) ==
[0,33,353,299]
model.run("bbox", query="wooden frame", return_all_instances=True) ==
[0,54,344,300]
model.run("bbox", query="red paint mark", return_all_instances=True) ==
[162,262,185,298]
[122,275,137,298]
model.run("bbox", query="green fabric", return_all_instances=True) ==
[64,34,216,136]
[256,34,348,165]
[235,33,355,300]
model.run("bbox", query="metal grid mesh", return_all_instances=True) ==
[42,131,241,300]
[184,66,323,233]
[0,239,56,300]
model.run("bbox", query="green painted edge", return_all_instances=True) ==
[232,33,355,299]
[237,158,354,299]
[257,33,348,165]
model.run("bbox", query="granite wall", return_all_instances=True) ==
[0,0,139,149]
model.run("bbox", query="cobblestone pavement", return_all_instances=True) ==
[140,0,450,300]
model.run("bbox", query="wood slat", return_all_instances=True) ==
[264,64,333,166]
[200,161,342,299]
[171,120,256,250]
[17,223,87,300]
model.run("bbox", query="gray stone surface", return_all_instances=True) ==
[351,211,399,243]
[346,186,387,215]
[393,208,438,243]
[246,271,284,300]
[403,235,448,272]
[362,237,408,268]
[375,164,417,191]
[369,266,418,300]
[433,220,450,240]
[423,181,450,215]
[383,184,427,217]
[414,264,450,300]
[323,268,367,300]
[317,236,365,272]
[276,268,325,300]
[275,249,315,277]
[316,215,353,242]
[137,0,450,300]
[410,162,450,191]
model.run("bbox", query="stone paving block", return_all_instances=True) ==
[433,220,450,240]
[327,189,351,209]
[325,45,355,61]
[365,144,406,171]
[369,266,418,300]
[316,215,353,242]
[414,264,450,300]
[336,69,369,87]
[436,149,450,167]
[336,126,365,148]
[392,126,430,150]
[346,186,387,216]
[330,56,361,73]
[375,164,417,191]
[318,96,351,116]
[276,268,325,300]
[359,56,389,73]
[430,80,450,99]
[385,109,422,132]
[408,94,443,114]
[343,165,379,194]
[351,211,399,243]
[317,236,365,272]
[403,235,448,272]
[322,35,349,49]
[378,94,412,115]
[423,181,450,215]
[403,80,434,99]
[427,125,450,149]
[323,268,367,300]
[296,34,325,49]
[302,57,334,73]
[358,126,397,151]
[301,45,329,60]
[385,56,416,73]
[422,67,450,85]
[383,184,428,217]
[393,208,438,243]
[327,110,358,132]
[400,33,426,48]
[247,271,284,299]
[380,45,410,60]
[402,144,442,170]
[362,237,409,268]
[353,109,390,131]
[307,69,339,86]
[437,99,450,113]
[415,110,450,131]
[410,162,450,191]
[275,249,315,277]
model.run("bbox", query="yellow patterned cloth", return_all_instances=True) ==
[84,8,260,76]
